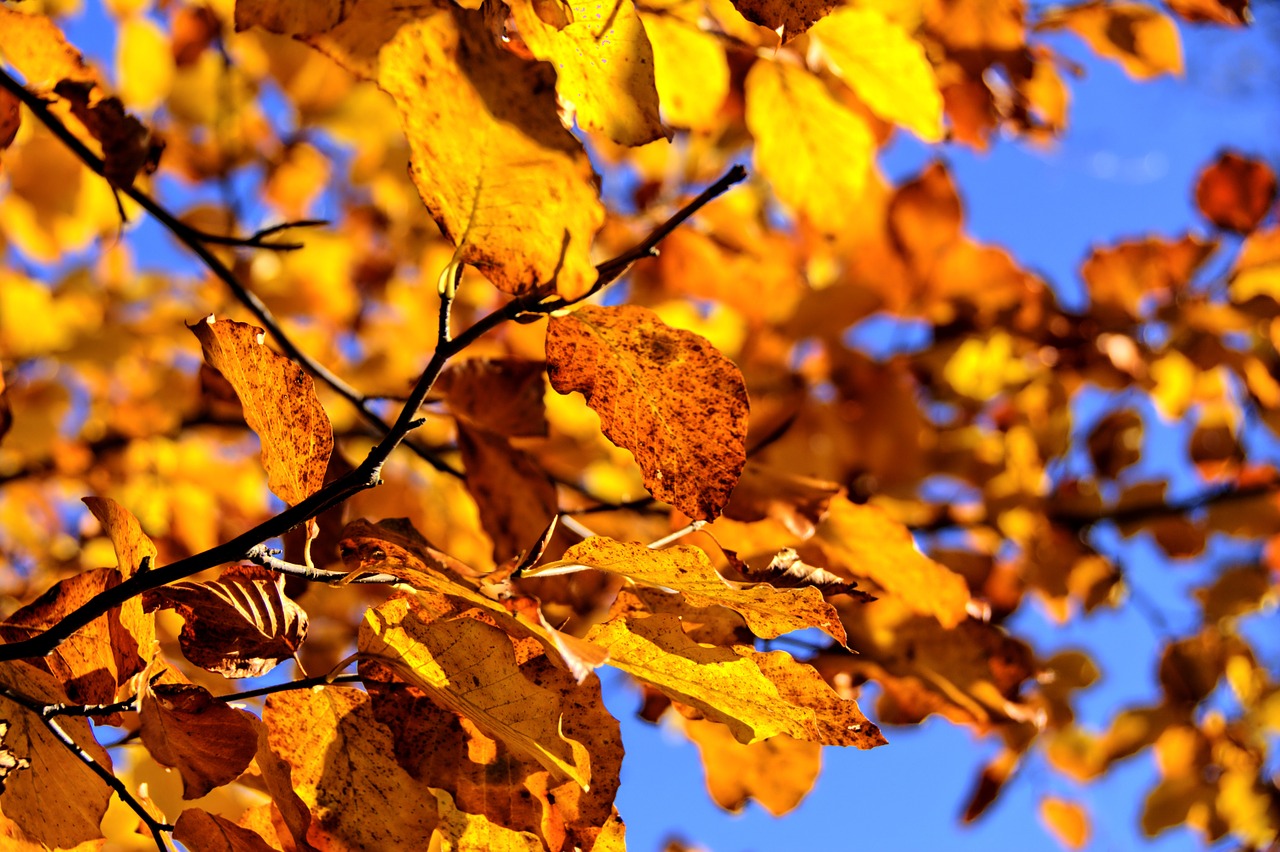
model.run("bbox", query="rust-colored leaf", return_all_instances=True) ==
[538,537,847,645]
[0,721,28,795]
[53,80,163,189]
[1194,151,1276,234]
[0,90,17,152]
[546,305,749,520]
[1166,0,1248,24]
[174,809,277,852]
[139,683,258,799]
[441,358,548,438]
[722,463,841,539]
[731,0,838,39]
[190,317,333,507]
[141,564,308,679]
[457,423,558,565]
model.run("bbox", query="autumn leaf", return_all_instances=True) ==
[1195,151,1276,234]
[141,564,308,679]
[139,683,258,799]
[430,787,544,852]
[1037,1,1183,80]
[745,58,875,233]
[190,317,333,507]
[456,423,558,565]
[0,5,96,89]
[809,8,944,142]
[588,613,883,747]
[507,0,667,146]
[173,809,277,852]
[0,90,17,151]
[639,9,729,130]
[441,358,548,438]
[82,496,157,686]
[0,721,28,795]
[359,596,593,788]
[722,463,841,539]
[675,713,821,816]
[733,548,871,600]
[546,304,749,520]
[536,537,848,645]
[378,8,604,300]
[54,80,163,189]
[730,0,839,39]
[1040,796,1091,849]
[249,716,314,852]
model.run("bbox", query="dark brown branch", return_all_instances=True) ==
[212,672,363,704]
[178,217,330,251]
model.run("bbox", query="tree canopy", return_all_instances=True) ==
[0,0,1277,849]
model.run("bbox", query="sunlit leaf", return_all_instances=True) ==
[429,787,544,852]
[675,713,821,816]
[730,0,838,39]
[1037,1,1183,80]
[1194,151,1276,234]
[1040,797,1091,850]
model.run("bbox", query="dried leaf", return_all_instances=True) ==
[546,305,748,520]
[173,809,277,852]
[538,537,847,645]
[745,58,875,234]
[0,721,29,794]
[813,498,971,628]
[441,359,548,438]
[142,564,308,678]
[250,716,314,852]
[731,0,838,39]
[722,463,841,539]
[0,90,18,152]
[809,8,944,142]
[359,596,593,788]
[736,548,869,600]
[457,423,558,565]
[430,787,545,851]
[1194,151,1276,234]
[378,9,603,300]
[508,0,667,146]
[1037,1,1183,80]
[676,714,821,816]
[54,80,163,189]
[190,317,334,507]
[139,683,258,799]
[588,613,883,747]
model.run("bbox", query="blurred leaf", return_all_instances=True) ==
[1195,151,1276,233]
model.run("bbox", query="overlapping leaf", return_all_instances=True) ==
[731,0,839,39]
[174,809,276,852]
[139,683,258,799]
[190,317,333,507]
[546,305,748,520]
[1037,1,1183,80]
[456,423,557,565]
[675,714,821,816]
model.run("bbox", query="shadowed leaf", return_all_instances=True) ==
[139,683,258,799]
[174,809,276,852]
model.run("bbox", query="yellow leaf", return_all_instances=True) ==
[360,596,593,788]
[546,304,749,520]
[809,8,943,142]
[509,0,667,146]
[0,5,96,89]
[429,788,545,852]
[538,537,848,645]
[943,331,1031,400]
[117,16,173,111]
[745,59,874,233]
[189,317,334,507]
[1037,1,1183,80]
[1040,796,1091,850]
[1230,227,1280,305]
[675,714,822,816]
[587,613,884,747]
[640,11,729,130]
[815,497,970,628]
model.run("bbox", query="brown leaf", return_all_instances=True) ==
[540,537,847,645]
[0,721,28,795]
[457,423,558,565]
[139,683,258,799]
[546,305,749,520]
[141,564,308,679]
[190,317,334,507]
[53,80,163,189]
[1166,0,1248,24]
[441,358,548,438]
[250,716,314,852]
[730,0,838,39]
[735,548,871,600]
[722,462,841,539]
[0,663,112,849]
[81,497,158,685]
[675,714,821,816]
[1087,410,1143,479]
[174,809,277,852]
[1194,151,1277,234]
[0,90,18,152]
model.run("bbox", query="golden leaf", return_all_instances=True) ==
[539,537,848,645]
[640,10,729,130]
[745,59,875,233]
[0,5,96,89]
[139,683,258,799]
[190,317,334,507]
[588,613,883,747]
[429,787,545,852]
[1040,796,1091,850]
[1037,1,1183,80]
[378,9,604,300]
[82,496,157,684]
[675,714,821,816]
[508,0,667,146]
[360,596,593,788]
[809,8,943,142]
[546,305,749,520]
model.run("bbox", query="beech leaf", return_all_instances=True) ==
[359,596,593,788]
[730,0,839,39]
[429,787,544,852]
[1194,151,1277,234]
[440,358,548,438]
[378,9,604,300]
[190,317,333,507]
[139,683,258,799]
[0,5,96,89]
[1037,1,1183,80]
[141,564,308,679]
[536,537,847,646]
[674,714,821,816]
[173,809,277,852]
[587,613,883,747]
[546,305,749,520]
[456,423,558,565]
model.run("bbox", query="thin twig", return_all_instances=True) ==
[215,672,363,704]
[245,544,399,585]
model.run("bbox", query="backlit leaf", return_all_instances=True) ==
[676,714,821,816]
[809,8,944,142]
[640,10,730,130]
[1194,151,1276,234]
[378,9,604,300]
[1037,1,1183,80]
[0,5,96,89]
[537,537,848,645]
[456,423,558,565]
[722,463,841,539]
[546,304,749,520]
[141,564,308,679]
[190,317,334,507]
[1040,796,1091,850]
[745,58,875,233]
[508,0,667,146]
[441,359,548,438]
[429,787,544,852]
[173,809,276,852]
[139,683,258,799]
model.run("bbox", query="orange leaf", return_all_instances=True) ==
[142,564,308,679]
[0,5,96,90]
[1166,0,1248,24]
[1037,1,1183,80]
[0,90,17,152]
[248,717,314,852]
[190,317,333,507]
[441,358,548,438]
[457,423,558,565]
[173,809,277,852]
[722,462,841,539]
[1195,151,1277,234]
[1040,796,1091,849]
[139,683,258,799]
[546,305,748,520]
[676,714,821,816]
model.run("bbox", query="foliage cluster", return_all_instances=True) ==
[0,0,1277,849]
